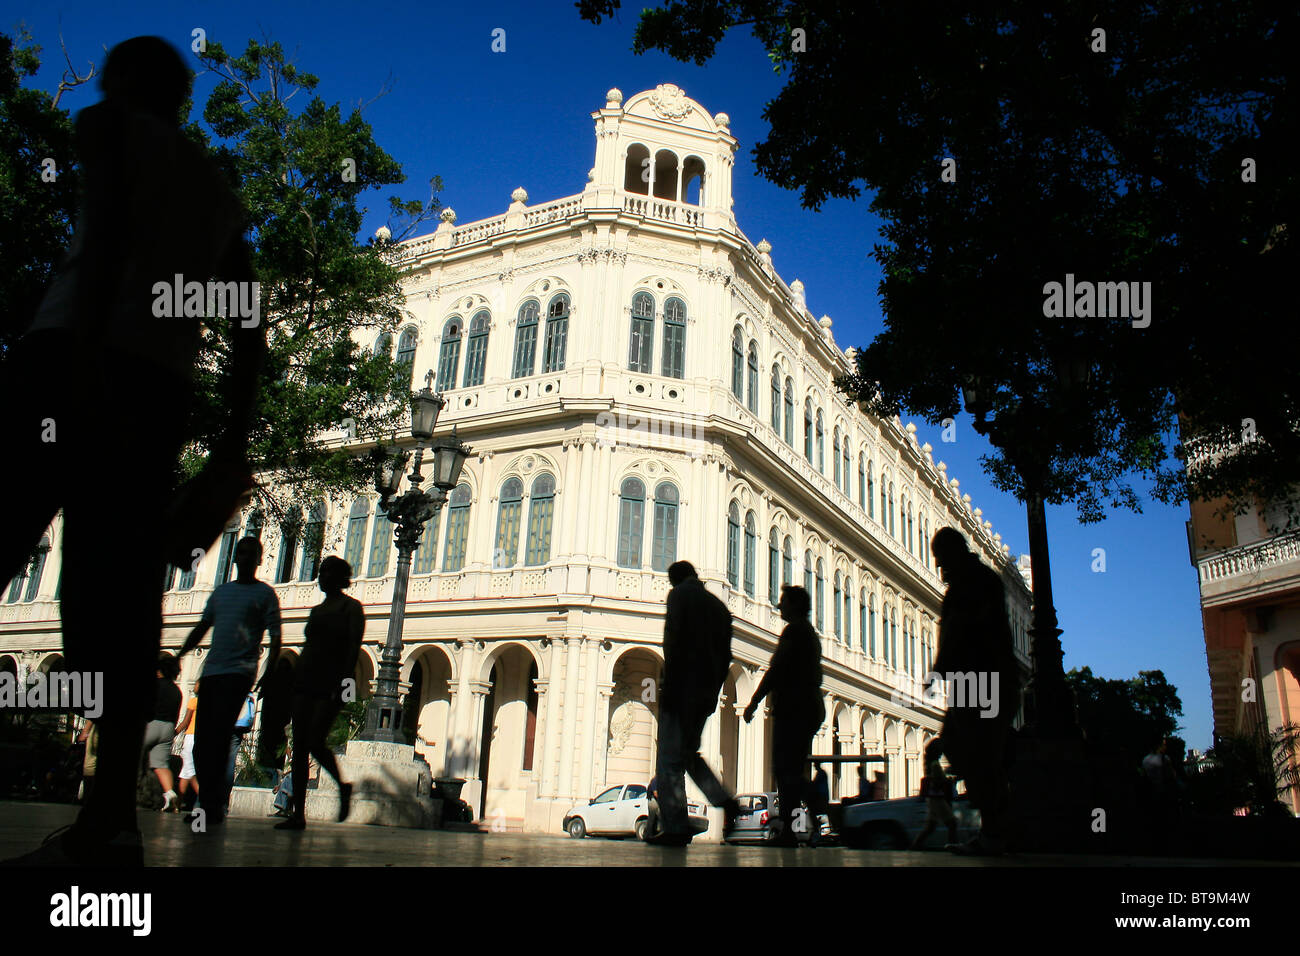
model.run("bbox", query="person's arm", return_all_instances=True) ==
[661,589,684,701]
[745,634,787,720]
[179,595,215,659]
[174,700,194,736]
[255,593,282,694]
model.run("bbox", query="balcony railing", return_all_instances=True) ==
[1198,530,1300,585]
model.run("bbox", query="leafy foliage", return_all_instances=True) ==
[1185,723,1300,817]
[1066,666,1183,769]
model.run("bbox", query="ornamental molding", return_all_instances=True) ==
[698,266,733,286]
[648,83,692,122]
[577,247,629,265]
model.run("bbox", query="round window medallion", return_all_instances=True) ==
[464,298,472,309]
[513,388,522,398]
[523,456,535,470]
[635,384,645,393]
[668,389,678,399]
[648,463,658,474]
[541,281,550,291]
[656,282,664,289]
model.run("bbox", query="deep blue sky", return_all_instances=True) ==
[6,1,1210,749]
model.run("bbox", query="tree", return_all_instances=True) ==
[187,39,442,528]
[0,29,79,353]
[1065,666,1183,770]
[576,0,1298,523]
[1186,724,1300,817]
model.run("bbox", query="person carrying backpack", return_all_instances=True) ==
[645,561,741,846]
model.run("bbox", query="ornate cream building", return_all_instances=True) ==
[1,85,1032,835]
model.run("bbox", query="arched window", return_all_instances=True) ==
[651,482,679,572]
[746,341,759,414]
[442,483,473,572]
[900,493,907,547]
[858,454,867,510]
[525,474,556,566]
[629,293,654,372]
[891,603,899,666]
[860,588,870,655]
[245,510,264,542]
[682,155,706,204]
[867,592,876,658]
[544,294,570,373]
[843,579,853,645]
[804,549,813,595]
[436,317,462,392]
[367,505,394,578]
[770,365,781,431]
[617,477,646,568]
[726,501,741,588]
[841,439,850,495]
[833,428,842,488]
[396,327,417,386]
[213,515,242,586]
[783,378,794,446]
[298,501,326,582]
[743,511,757,597]
[907,504,915,554]
[888,482,896,537]
[463,311,490,387]
[374,333,393,357]
[661,297,685,378]
[833,571,842,640]
[804,399,814,461]
[815,409,825,473]
[879,473,887,526]
[512,300,540,378]
[868,460,876,519]
[624,143,650,194]
[276,508,303,584]
[412,504,442,575]
[881,603,890,666]
[730,327,744,400]
[18,537,51,602]
[494,477,524,568]
[343,498,370,572]
[815,559,825,632]
[922,517,930,567]
[782,536,793,587]
[768,526,780,605]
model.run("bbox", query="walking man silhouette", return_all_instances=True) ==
[929,528,1020,855]
[646,561,740,846]
[0,36,261,865]
[745,585,824,848]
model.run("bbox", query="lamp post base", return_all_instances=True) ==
[310,740,442,829]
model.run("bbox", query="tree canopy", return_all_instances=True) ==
[1066,666,1183,768]
[578,1,1298,524]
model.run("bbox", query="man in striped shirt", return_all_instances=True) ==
[179,536,281,825]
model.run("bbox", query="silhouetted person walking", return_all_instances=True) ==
[0,36,261,865]
[745,585,824,848]
[929,528,1020,856]
[646,561,739,846]
[911,739,958,849]
[277,556,363,830]
[179,537,281,827]
[142,654,183,812]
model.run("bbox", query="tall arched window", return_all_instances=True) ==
[512,300,540,378]
[730,326,744,399]
[214,516,242,586]
[841,440,850,495]
[436,317,462,392]
[743,511,757,597]
[412,505,442,575]
[396,327,417,386]
[888,482,896,537]
[804,549,813,594]
[525,473,556,566]
[494,477,524,568]
[833,571,842,640]
[726,501,741,588]
[770,365,781,431]
[783,378,794,445]
[908,505,915,554]
[651,482,679,572]
[276,508,303,584]
[922,517,930,567]
[891,602,899,666]
[374,332,393,357]
[20,537,50,601]
[298,501,326,582]
[881,603,891,666]
[900,493,907,547]
[868,460,876,519]
[843,579,853,646]
[867,592,877,658]
[463,311,490,387]
[768,526,780,604]
[442,483,473,572]
[858,454,867,510]
[746,341,759,414]
[544,294,570,373]
[629,293,654,372]
[617,477,646,568]
[783,536,793,587]
[343,498,370,572]
[804,399,814,460]
[661,297,685,378]
[815,409,825,473]
[833,429,842,488]
[367,505,394,578]
[815,559,825,632]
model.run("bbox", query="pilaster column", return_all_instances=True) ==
[556,637,582,800]
[590,680,615,794]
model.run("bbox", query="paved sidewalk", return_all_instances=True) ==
[0,802,1289,866]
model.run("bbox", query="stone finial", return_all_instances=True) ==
[921,442,933,454]
[983,520,993,530]
[819,315,832,330]
[439,208,457,225]
[757,238,772,254]
[993,533,1002,543]
[714,112,730,130]
[588,167,597,183]
[845,346,858,363]
[790,277,806,312]
[973,507,983,518]
[511,187,528,205]
[606,88,623,107]
[905,422,917,437]
[937,461,947,473]
[374,225,391,242]
[963,493,972,507]
[950,478,959,488]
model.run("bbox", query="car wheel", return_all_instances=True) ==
[635,817,648,841]
[567,817,586,839]
[865,825,907,850]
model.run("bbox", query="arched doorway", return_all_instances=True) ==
[403,645,454,775]
[718,668,740,795]
[606,648,662,787]
[478,643,539,822]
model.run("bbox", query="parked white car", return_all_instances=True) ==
[563,783,705,840]
[839,794,981,849]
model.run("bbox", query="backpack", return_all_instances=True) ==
[233,694,256,735]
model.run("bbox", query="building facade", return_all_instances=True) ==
[0,85,1032,834]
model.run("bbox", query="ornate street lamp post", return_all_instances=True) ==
[361,371,472,743]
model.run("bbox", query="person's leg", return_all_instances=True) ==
[305,697,343,785]
[286,695,311,823]
[681,711,732,810]
[194,675,252,822]
[771,720,803,839]
[653,707,690,835]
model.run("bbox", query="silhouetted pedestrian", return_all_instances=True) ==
[1141,736,1178,852]
[175,682,199,809]
[911,739,958,849]
[745,585,824,848]
[0,35,262,865]
[277,556,363,830]
[929,528,1020,856]
[141,654,183,812]
[179,537,281,827]
[645,561,739,846]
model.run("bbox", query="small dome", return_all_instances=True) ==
[921,442,933,453]
[757,239,772,254]
[606,87,623,106]
[374,225,391,242]
[714,112,730,129]
[511,186,528,204]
